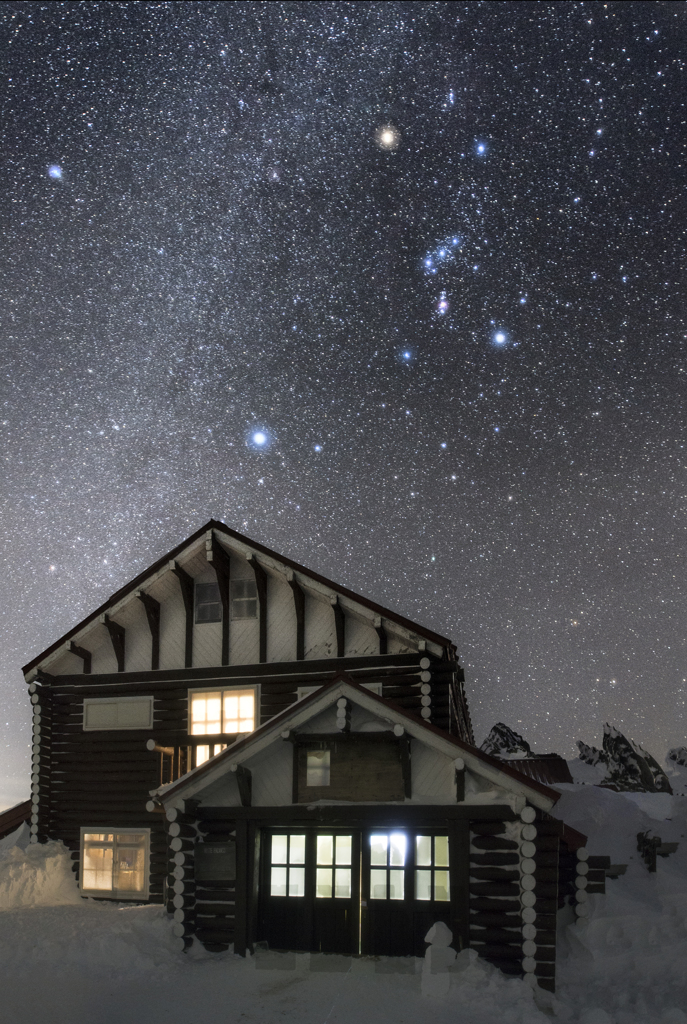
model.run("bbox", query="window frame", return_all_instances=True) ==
[79,827,150,900]
[229,578,258,620]
[82,696,154,732]
[187,684,260,739]
[194,580,223,624]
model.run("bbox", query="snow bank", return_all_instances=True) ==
[0,824,82,909]
[553,784,687,1022]
[2,788,687,1023]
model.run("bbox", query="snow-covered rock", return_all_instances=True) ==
[480,723,532,759]
[576,724,673,793]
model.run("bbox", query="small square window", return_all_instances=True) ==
[231,579,257,619]
[306,749,330,787]
[195,582,222,623]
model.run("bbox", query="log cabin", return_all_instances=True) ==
[23,519,605,991]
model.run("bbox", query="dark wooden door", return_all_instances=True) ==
[361,830,454,957]
[258,830,359,955]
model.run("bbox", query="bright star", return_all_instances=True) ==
[494,332,507,345]
[314,444,322,452]
[437,293,449,314]
[250,431,269,448]
[476,142,487,155]
[48,165,62,179]
[403,351,412,360]
[377,125,400,149]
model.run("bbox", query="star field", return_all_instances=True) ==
[1,1,686,804]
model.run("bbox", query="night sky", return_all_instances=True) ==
[2,1,686,807]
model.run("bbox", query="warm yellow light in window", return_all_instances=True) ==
[191,692,222,735]
[223,690,254,733]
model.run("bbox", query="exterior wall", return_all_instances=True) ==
[303,593,336,660]
[266,574,296,664]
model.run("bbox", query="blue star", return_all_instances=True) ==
[48,165,63,180]
[494,331,507,345]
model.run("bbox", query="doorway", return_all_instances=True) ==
[258,827,454,958]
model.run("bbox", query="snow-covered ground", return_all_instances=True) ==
[2,784,687,1024]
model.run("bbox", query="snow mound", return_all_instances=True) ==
[0,827,81,910]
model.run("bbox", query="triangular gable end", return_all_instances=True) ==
[23,521,455,679]
[153,674,559,812]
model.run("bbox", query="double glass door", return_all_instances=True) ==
[259,828,453,957]
[260,830,359,954]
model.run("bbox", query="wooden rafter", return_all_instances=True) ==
[286,572,305,660]
[101,615,125,673]
[136,592,160,670]
[68,640,91,674]
[247,556,267,663]
[331,597,345,658]
[170,561,194,668]
[207,537,231,666]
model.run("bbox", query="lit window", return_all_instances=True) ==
[81,830,149,898]
[415,835,450,902]
[195,742,227,767]
[190,688,255,738]
[306,749,330,786]
[369,832,406,900]
[270,834,306,897]
[195,582,222,623]
[316,834,352,898]
[231,579,258,619]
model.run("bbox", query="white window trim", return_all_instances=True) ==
[82,696,154,732]
[79,827,150,900]
[187,684,260,737]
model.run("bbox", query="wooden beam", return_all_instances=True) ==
[136,592,160,670]
[455,757,466,802]
[374,617,387,656]
[452,821,471,952]
[233,818,249,956]
[331,596,345,657]
[286,572,305,661]
[207,538,231,666]
[101,615,125,673]
[68,641,91,675]
[170,561,194,668]
[231,763,252,807]
[247,556,267,663]
[399,733,411,798]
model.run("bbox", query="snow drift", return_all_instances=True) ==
[0,825,82,910]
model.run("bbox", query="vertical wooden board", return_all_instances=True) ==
[344,616,378,657]
[154,571,187,671]
[266,575,297,664]
[410,742,455,802]
[451,822,470,952]
[304,594,337,660]
[234,818,249,956]
[88,625,119,675]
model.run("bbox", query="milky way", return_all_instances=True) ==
[1,2,686,802]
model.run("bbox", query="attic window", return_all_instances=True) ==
[231,579,257,619]
[195,582,222,623]
[306,749,330,787]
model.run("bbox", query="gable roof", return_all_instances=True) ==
[23,519,456,675]
[152,673,561,812]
